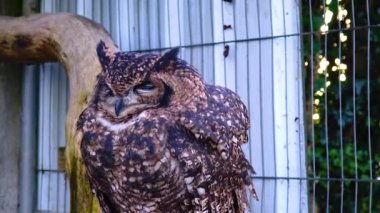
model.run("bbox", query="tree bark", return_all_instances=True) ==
[0,13,119,213]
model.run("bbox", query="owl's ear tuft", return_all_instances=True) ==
[96,40,115,71]
[154,47,180,71]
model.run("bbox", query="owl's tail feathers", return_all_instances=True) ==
[245,162,259,201]
[248,183,259,201]
[233,185,258,213]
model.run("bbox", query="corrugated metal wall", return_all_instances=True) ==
[37,63,69,212]
[37,0,306,212]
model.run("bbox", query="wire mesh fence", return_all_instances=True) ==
[303,0,380,212]
[30,0,379,212]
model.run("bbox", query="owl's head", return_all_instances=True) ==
[92,41,206,120]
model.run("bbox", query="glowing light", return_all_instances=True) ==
[332,66,338,71]
[320,24,329,34]
[335,58,341,65]
[337,6,348,21]
[345,19,351,25]
[338,63,347,70]
[317,68,324,74]
[314,99,320,105]
[315,91,324,96]
[339,74,347,81]
[313,113,320,120]
[324,9,334,24]
[326,0,332,5]
[320,57,330,71]
[340,32,348,42]
[327,81,331,87]
[305,61,309,66]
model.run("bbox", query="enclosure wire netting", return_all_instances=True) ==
[36,0,301,212]
[34,0,379,212]
[304,0,380,212]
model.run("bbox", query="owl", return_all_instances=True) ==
[77,41,258,212]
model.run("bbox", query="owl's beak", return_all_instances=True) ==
[115,97,123,116]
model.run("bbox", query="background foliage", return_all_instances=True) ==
[303,0,380,211]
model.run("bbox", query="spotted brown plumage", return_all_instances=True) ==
[77,41,258,212]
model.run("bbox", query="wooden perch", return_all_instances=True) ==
[0,13,119,213]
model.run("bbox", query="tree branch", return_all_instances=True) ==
[0,13,118,96]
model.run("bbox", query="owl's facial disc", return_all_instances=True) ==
[99,80,166,119]
[104,91,149,118]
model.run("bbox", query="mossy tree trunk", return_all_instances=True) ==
[0,13,119,213]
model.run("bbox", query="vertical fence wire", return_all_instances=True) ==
[322,0,331,211]
[37,64,43,211]
[350,1,358,211]
[365,0,373,211]
[281,0,290,211]
[307,0,316,212]
[256,0,265,211]
[244,0,251,176]
[298,2,306,210]
[199,0,204,79]
[47,63,51,212]
[336,0,345,211]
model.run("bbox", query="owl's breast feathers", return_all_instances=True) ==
[76,85,257,212]
[78,110,186,212]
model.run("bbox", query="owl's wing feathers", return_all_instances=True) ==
[167,118,253,212]
[178,84,250,159]
[176,84,258,202]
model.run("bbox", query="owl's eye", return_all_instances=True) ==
[134,82,156,94]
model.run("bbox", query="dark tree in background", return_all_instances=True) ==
[303,0,380,212]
